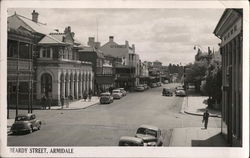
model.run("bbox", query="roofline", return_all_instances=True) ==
[14,13,47,25]
[213,9,243,38]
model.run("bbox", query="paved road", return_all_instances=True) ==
[8,83,220,146]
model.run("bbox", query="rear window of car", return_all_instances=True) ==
[136,128,157,137]
[15,116,28,121]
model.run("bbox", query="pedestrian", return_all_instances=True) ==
[88,89,92,101]
[41,94,47,110]
[83,91,87,101]
[48,92,52,110]
[60,96,64,109]
[202,110,210,129]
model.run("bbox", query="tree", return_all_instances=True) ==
[204,59,222,108]
[185,61,208,92]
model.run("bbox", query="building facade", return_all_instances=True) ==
[214,9,242,147]
[100,36,140,88]
[8,10,93,106]
[79,37,114,94]
[7,27,35,110]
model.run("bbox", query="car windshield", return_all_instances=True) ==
[15,116,29,121]
[113,90,119,93]
[136,128,157,137]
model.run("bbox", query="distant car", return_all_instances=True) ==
[135,85,145,92]
[118,88,127,96]
[143,84,149,90]
[135,125,163,146]
[162,88,173,96]
[11,114,41,134]
[150,83,157,88]
[112,89,123,99]
[100,92,113,104]
[175,89,186,97]
[156,82,162,87]
[163,80,169,84]
[118,136,144,146]
[175,85,184,91]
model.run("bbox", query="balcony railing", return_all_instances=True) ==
[7,58,32,70]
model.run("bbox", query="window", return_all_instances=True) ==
[8,40,18,57]
[19,42,30,59]
[41,47,51,58]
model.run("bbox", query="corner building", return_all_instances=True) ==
[214,9,242,147]
[8,10,93,106]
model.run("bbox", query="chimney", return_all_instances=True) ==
[31,10,39,23]
[109,36,114,42]
[125,41,129,48]
[95,42,101,49]
[88,37,95,47]
[132,44,135,51]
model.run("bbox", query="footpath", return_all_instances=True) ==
[170,96,228,147]
[7,97,99,134]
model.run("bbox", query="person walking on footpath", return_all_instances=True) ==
[88,89,92,102]
[83,91,87,101]
[41,94,47,110]
[202,110,210,129]
[60,96,64,109]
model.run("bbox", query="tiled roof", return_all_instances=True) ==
[17,14,56,35]
[38,35,67,45]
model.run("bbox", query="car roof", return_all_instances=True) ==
[138,125,159,131]
[119,136,143,143]
[101,92,110,95]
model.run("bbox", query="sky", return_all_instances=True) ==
[8,8,224,65]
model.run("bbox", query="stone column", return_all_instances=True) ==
[52,78,61,106]
[86,73,89,93]
[70,76,74,98]
[79,76,82,98]
[61,79,65,97]
[75,77,78,99]
[90,73,93,91]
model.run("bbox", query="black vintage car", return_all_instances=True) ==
[162,88,173,96]
[118,136,144,146]
[11,114,41,134]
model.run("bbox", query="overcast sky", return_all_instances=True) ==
[8,8,224,65]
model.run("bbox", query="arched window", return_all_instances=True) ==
[41,73,52,97]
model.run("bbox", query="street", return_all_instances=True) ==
[8,83,221,146]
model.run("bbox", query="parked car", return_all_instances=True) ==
[156,82,162,87]
[135,85,145,92]
[150,83,157,88]
[112,89,123,99]
[163,80,169,84]
[175,89,186,97]
[118,136,144,146]
[143,84,149,90]
[118,88,127,96]
[162,88,173,96]
[100,92,113,104]
[175,85,184,91]
[11,114,41,134]
[135,125,163,146]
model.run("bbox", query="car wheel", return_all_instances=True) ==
[38,123,41,130]
[158,142,163,146]
[29,126,33,133]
